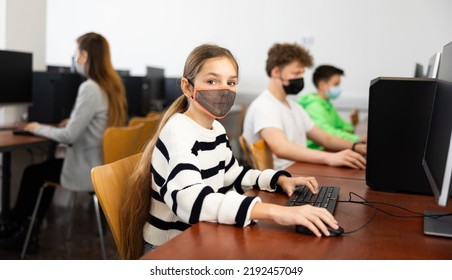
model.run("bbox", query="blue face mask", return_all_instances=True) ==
[327,86,341,100]
[72,55,86,76]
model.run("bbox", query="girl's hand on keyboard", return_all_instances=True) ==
[277,175,319,197]
[273,204,338,237]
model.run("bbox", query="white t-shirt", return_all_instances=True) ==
[242,89,315,169]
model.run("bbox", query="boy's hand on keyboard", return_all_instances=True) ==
[277,175,319,197]
[326,149,366,169]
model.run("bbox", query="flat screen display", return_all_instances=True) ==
[0,50,33,104]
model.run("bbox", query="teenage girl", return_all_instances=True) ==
[120,44,339,260]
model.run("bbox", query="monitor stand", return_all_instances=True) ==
[424,211,452,238]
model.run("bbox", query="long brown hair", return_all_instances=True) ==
[77,32,127,126]
[119,44,239,259]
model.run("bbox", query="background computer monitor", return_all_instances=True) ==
[422,40,452,238]
[426,52,441,79]
[0,50,33,105]
[164,77,183,108]
[47,65,72,74]
[28,72,82,123]
[146,66,165,111]
[121,75,151,117]
[116,69,130,76]
[414,63,425,78]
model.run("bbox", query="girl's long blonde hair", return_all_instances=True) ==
[77,32,127,127]
[119,44,239,259]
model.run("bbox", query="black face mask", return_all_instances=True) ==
[282,77,304,95]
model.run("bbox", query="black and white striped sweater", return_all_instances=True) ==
[143,113,289,246]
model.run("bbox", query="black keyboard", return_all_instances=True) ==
[285,185,340,214]
[12,129,35,136]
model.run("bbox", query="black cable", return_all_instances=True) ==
[336,192,452,234]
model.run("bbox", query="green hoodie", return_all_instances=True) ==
[298,92,359,150]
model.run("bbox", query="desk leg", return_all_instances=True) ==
[1,152,11,217]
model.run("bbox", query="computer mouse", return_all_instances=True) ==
[295,224,344,236]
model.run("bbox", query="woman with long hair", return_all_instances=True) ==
[0,32,127,252]
[120,44,339,260]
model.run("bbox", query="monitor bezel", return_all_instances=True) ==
[422,135,452,207]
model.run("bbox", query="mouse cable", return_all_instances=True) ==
[336,192,378,234]
[336,192,452,234]
[341,192,452,218]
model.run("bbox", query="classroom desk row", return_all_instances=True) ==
[142,164,452,260]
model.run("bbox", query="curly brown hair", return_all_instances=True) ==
[265,43,313,77]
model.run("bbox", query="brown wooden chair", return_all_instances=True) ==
[350,109,360,127]
[91,153,142,258]
[146,111,162,119]
[21,124,145,259]
[102,123,145,164]
[249,139,274,170]
[239,136,255,168]
[128,115,161,151]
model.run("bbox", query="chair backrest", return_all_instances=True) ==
[249,139,274,170]
[350,109,360,126]
[239,136,255,168]
[91,153,142,253]
[146,111,162,119]
[102,124,145,164]
[128,115,161,151]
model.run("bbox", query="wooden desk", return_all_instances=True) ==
[285,161,365,181]
[142,176,452,260]
[0,130,52,215]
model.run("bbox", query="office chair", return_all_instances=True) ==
[21,124,145,259]
[239,136,255,168]
[249,139,274,170]
[128,114,161,151]
[91,153,142,259]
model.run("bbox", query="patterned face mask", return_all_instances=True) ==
[192,87,236,119]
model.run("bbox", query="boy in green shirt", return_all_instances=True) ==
[298,65,365,150]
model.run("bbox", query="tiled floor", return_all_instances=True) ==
[0,193,118,260]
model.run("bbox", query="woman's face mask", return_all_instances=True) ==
[192,87,236,119]
[72,55,86,76]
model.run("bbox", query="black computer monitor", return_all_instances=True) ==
[426,52,441,79]
[422,41,452,238]
[116,69,130,77]
[164,77,183,108]
[146,66,165,111]
[0,50,33,105]
[121,75,151,117]
[366,77,437,195]
[47,65,72,74]
[414,63,425,78]
[28,72,82,123]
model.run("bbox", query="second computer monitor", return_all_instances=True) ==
[28,72,82,123]
[121,75,151,117]
[146,66,165,111]
[164,77,183,108]
[0,50,33,105]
